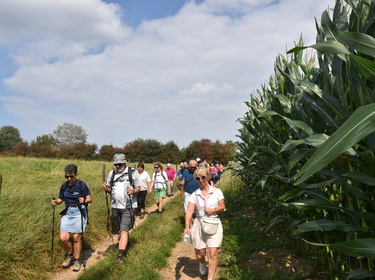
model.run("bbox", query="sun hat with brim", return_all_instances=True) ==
[113,153,127,164]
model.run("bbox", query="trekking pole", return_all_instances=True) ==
[81,205,86,270]
[103,164,114,245]
[51,197,56,266]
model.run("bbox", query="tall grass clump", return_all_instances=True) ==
[236,0,375,278]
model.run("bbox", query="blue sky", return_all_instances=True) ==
[0,0,335,149]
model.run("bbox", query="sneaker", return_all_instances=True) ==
[62,254,73,267]
[114,254,123,264]
[72,259,81,272]
[139,212,145,219]
[199,262,208,275]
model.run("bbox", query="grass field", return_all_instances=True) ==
[0,157,318,280]
[0,157,159,280]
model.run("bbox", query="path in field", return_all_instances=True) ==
[49,192,181,280]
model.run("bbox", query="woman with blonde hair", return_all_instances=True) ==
[183,167,225,280]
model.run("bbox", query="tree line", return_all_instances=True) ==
[0,123,235,164]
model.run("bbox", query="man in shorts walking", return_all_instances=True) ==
[102,153,140,263]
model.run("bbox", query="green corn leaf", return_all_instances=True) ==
[344,171,375,186]
[346,268,375,280]
[295,219,365,234]
[258,111,315,136]
[350,55,375,82]
[341,32,375,57]
[282,199,339,211]
[330,238,375,259]
[295,104,375,184]
[281,134,329,152]
[310,40,351,55]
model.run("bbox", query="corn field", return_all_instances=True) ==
[235,0,375,279]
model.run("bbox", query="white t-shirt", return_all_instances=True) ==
[107,166,140,209]
[137,170,151,191]
[152,171,168,189]
[189,185,224,218]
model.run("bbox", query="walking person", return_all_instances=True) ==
[179,159,200,212]
[137,163,151,219]
[183,167,225,280]
[149,161,170,214]
[102,153,140,263]
[51,164,92,272]
[165,163,176,196]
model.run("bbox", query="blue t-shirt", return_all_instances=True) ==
[180,169,199,194]
[58,179,90,205]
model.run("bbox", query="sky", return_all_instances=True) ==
[0,0,335,149]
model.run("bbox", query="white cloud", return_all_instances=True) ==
[0,0,335,148]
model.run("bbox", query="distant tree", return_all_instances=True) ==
[99,145,124,161]
[56,143,97,160]
[53,123,88,146]
[12,141,29,156]
[0,125,23,152]
[124,138,162,163]
[161,140,180,164]
[184,139,235,164]
[35,134,59,147]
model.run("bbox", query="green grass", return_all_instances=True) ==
[0,158,319,280]
[0,157,158,280]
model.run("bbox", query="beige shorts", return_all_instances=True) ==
[190,217,223,249]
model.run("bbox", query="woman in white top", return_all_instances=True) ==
[137,163,151,219]
[149,161,170,214]
[183,167,225,280]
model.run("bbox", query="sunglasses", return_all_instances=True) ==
[154,166,160,169]
[114,163,124,167]
[190,166,197,170]
[195,176,206,181]
[65,175,75,179]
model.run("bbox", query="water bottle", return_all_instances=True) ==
[184,233,190,243]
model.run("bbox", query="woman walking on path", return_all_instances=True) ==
[51,164,92,272]
[137,163,151,219]
[149,161,170,214]
[183,167,225,280]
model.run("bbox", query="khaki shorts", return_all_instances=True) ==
[190,217,223,249]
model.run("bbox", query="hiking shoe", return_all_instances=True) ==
[199,262,208,275]
[62,254,73,267]
[114,254,123,264]
[139,212,145,219]
[72,259,81,272]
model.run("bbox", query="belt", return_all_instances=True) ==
[185,191,193,194]
[67,205,79,207]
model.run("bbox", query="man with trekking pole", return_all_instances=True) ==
[102,153,140,263]
[51,164,92,272]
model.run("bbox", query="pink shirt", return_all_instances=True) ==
[165,167,176,181]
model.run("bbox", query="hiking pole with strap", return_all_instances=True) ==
[50,197,56,267]
[80,203,86,270]
[103,164,114,245]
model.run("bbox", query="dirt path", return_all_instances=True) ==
[49,193,181,280]
[158,241,206,280]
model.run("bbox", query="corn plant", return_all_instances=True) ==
[236,0,375,278]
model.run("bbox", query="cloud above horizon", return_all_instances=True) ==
[0,0,334,148]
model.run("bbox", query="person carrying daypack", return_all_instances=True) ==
[149,161,170,214]
[102,153,140,263]
[51,164,92,272]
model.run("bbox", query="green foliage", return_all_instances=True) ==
[0,125,23,151]
[235,0,375,278]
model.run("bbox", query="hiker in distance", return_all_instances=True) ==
[179,159,200,212]
[183,166,225,280]
[102,153,140,263]
[51,164,92,272]
[137,162,151,219]
[149,161,170,214]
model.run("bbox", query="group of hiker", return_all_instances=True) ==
[51,153,225,280]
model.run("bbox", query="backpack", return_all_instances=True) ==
[59,180,89,224]
[153,171,168,189]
